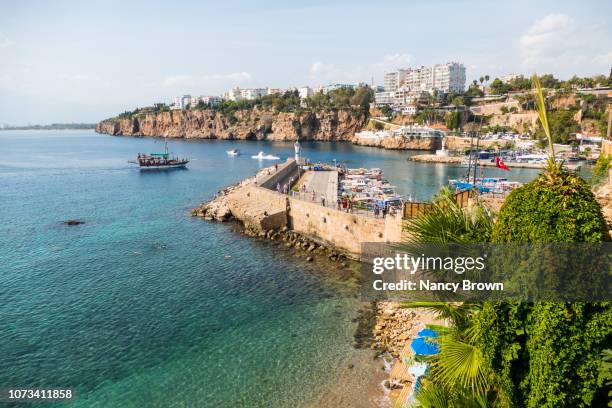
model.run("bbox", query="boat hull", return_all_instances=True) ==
[139,163,188,170]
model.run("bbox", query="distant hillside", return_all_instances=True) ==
[1,123,96,131]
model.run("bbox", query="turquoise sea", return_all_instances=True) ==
[0,131,540,407]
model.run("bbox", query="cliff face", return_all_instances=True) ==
[96,108,367,142]
[352,135,441,150]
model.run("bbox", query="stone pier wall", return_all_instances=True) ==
[258,159,298,190]
[287,197,404,255]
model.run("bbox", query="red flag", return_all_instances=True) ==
[495,157,510,171]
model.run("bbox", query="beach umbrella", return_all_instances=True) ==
[411,337,440,355]
[417,328,439,338]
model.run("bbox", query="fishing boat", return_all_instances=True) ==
[251,151,280,160]
[130,137,189,170]
[226,149,239,156]
[449,177,521,194]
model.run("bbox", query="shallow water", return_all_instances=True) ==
[0,131,540,407]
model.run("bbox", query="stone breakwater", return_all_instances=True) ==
[96,108,367,141]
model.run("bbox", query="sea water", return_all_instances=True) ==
[0,131,540,407]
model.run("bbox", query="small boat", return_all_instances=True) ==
[251,151,280,160]
[226,149,239,156]
[130,137,189,170]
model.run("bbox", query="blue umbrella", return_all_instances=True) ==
[417,328,439,338]
[411,337,440,355]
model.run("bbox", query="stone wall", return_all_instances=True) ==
[602,140,612,157]
[258,159,298,190]
[287,197,404,255]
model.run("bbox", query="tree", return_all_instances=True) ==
[482,75,611,407]
[446,111,462,130]
[489,78,510,95]
[534,110,580,144]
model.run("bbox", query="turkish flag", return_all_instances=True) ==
[495,157,510,171]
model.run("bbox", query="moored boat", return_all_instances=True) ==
[130,137,189,170]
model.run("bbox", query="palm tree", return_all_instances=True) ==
[400,191,509,405]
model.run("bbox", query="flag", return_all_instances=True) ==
[495,157,510,171]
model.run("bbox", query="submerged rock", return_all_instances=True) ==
[64,220,85,226]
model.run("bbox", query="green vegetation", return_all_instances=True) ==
[534,110,581,144]
[202,86,373,116]
[591,154,612,186]
[404,75,611,407]
[404,187,494,244]
[445,111,462,131]
[371,120,384,131]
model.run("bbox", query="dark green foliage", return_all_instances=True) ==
[533,110,581,144]
[475,302,612,407]
[491,170,608,243]
[485,167,611,407]
[405,187,494,243]
[445,111,462,130]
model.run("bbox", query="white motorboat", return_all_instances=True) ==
[251,151,280,160]
[227,149,239,156]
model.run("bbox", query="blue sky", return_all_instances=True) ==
[1,0,611,124]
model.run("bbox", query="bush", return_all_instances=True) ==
[492,170,608,243]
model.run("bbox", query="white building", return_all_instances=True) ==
[374,91,396,106]
[298,86,313,100]
[200,96,222,106]
[384,69,408,92]
[401,105,418,115]
[385,62,466,95]
[224,87,243,101]
[267,87,283,95]
[173,94,192,109]
[501,73,520,83]
[241,88,267,100]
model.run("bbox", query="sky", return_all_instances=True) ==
[0,0,611,124]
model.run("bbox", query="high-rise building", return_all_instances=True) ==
[384,63,465,95]
[383,69,407,92]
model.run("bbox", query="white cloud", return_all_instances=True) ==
[374,53,412,70]
[0,32,14,48]
[162,72,251,87]
[519,13,575,64]
[309,62,324,76]
[593,51,612,66]
[308,61,342,81]
[518,13,611,75]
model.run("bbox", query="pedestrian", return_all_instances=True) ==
[321,195,326,207]
[275,163,278,172]
[342,197,347,212]
[337,197,341,210]
[311,190,316,201]
[276,182,281,193]
[374,206,380,218]
[382,205,387,219]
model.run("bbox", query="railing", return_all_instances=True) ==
[403,190,471,218]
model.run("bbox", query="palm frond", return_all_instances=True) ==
[432,337,490,395]
[532,73,560,173]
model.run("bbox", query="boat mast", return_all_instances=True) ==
[164,136,169,156]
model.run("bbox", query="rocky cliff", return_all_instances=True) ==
[96,108,367,142]
[352,135,441,150]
